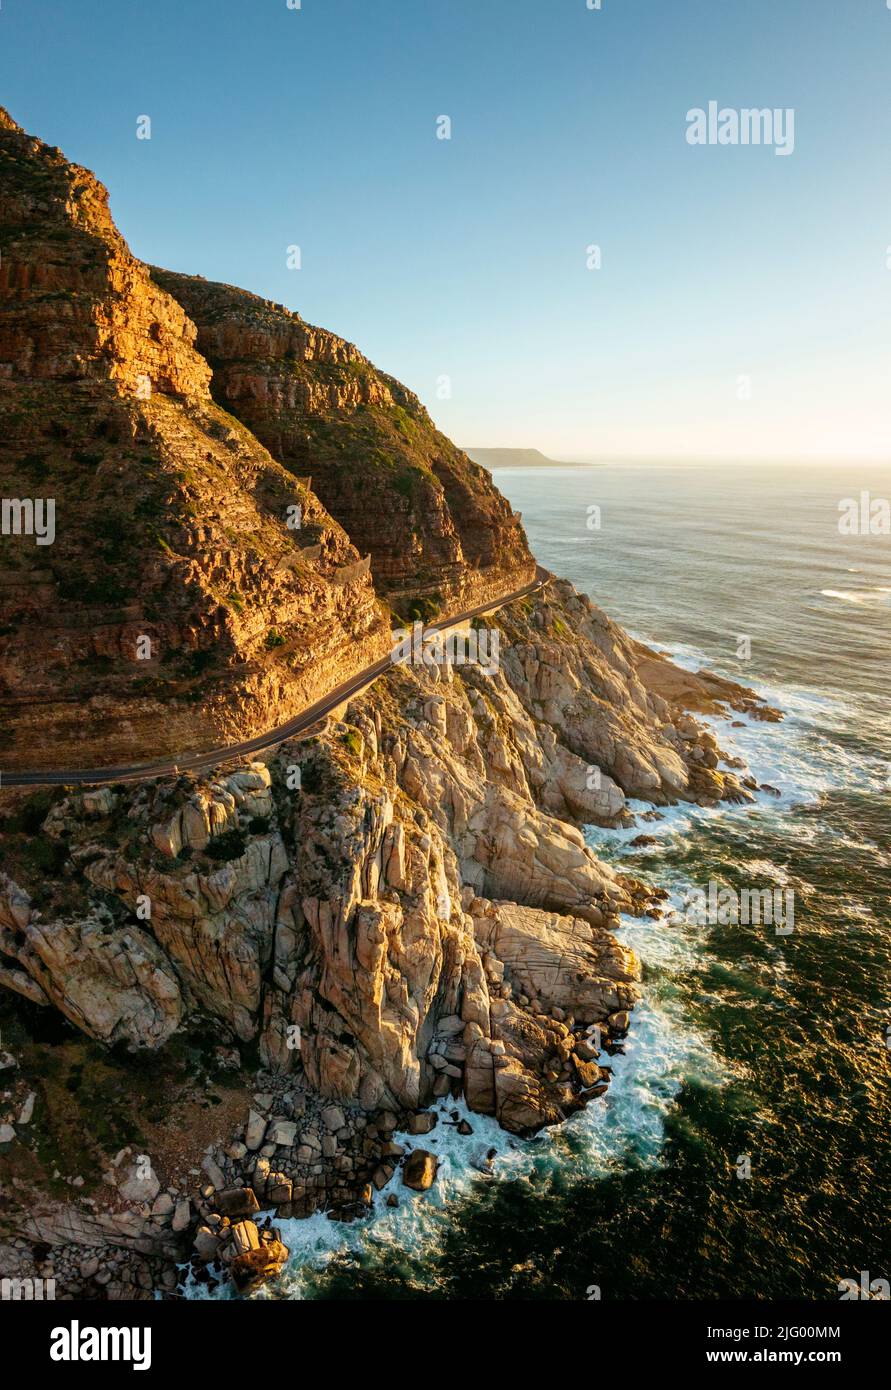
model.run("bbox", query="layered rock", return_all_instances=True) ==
[150,269,535,618]
[0,106,388,770]
[0,106,780,1297]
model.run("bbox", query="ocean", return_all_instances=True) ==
[211,463,891,1301]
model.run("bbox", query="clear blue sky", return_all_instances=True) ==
[2,0,889,461]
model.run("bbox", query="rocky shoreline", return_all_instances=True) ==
[0,577,779,1299]
[0,103,782,1301]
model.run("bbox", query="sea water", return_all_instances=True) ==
[197,462,891,1300]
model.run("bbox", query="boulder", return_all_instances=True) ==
[265,1118,297,1147]
[230,1236,289,1293]
[193,1227,220,1261]
[118,1160,160,1204]
[171,1199,191,1233]
[82,787,117,818]
[407,1112,438,1135]
[402,1149,439,1191]
[215,1187,260,1219]
[244,1110,267,1151]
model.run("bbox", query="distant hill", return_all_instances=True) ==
[465,448,578,469]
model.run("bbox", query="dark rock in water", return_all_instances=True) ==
[230,1238,289,1293]
[630,834,658,847]
[457,1119,473,1135]
[407,1112,438,1136]
[402,1149,439,1191]
[760,783,782,797]
[573,1057,601,1088]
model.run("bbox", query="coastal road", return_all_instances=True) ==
[1,565,552,788]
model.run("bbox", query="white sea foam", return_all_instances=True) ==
[820,587,891,606]
[187,651,842,1301]
[185,946,727,1300]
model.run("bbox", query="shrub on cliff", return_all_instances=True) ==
[205,829,247,862]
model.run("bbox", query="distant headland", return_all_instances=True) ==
[465,448,595,470]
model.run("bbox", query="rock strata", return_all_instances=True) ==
[0,104,782,1301]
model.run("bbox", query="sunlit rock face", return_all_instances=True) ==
[0,106,388,769]
[151,268,536,620]
[0,578,754,1135]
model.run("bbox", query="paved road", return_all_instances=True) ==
[1,566,551,788]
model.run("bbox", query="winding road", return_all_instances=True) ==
[1,565,551,789]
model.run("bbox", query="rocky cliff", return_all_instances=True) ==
[150,269,535,618]
[0,107,387,770]
[0,571,773,1298]
[0,106,776,1301]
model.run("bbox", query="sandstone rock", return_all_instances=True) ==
[402,1150,439,1191]
[230,1236,289,1293]
[407,1112,438,1136]
[0,114,392,775]
[215,1188,260,1219]
[152,269,534,617]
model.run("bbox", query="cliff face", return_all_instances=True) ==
[0,581,754,1130]
[150,270,535,618]
[0,106,775,1298]
[0,528,769,1297]
[0,107,387,770]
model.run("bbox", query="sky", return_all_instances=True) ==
[1,0,889,463]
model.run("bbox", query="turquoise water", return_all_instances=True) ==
[243,464,891,1300]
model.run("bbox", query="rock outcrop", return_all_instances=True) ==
[0,105,780,1299]
[0,106,387,770]
[0,580,756,1140]
[150,269,536,619]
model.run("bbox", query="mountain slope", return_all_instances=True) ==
[150,269,535,619]
[0,107,387,769]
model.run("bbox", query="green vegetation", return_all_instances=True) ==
[205,828,247,861]
[342,728,364,758]
[398,593,441,624]
[0,788,59,834]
